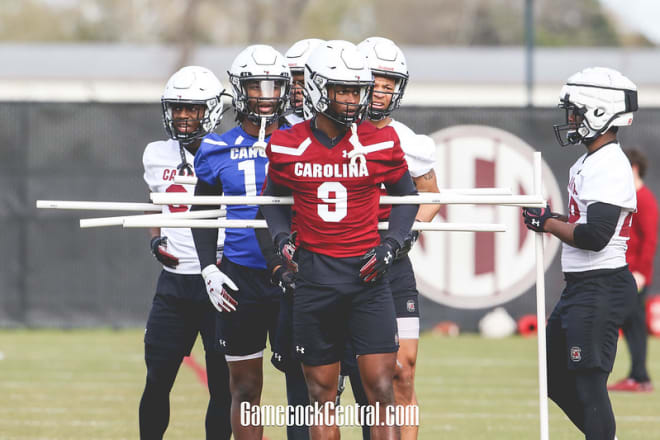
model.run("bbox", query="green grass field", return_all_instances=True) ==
[1,330,659,439]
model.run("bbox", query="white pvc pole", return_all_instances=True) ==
[174,174,512,196]
[150,192,546,208]
[173,175,198,185]
[37,200,162,212]
[79,209,226,228]
[533,151,550,440]
[122,217,506,232]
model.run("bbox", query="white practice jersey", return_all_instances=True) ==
[143,139,225,274]
[390,119,436,177]
[561,142,636,273]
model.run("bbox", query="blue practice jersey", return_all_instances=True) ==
[195,126,274,269]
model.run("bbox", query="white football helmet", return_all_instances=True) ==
[303,40,373,126]
[285,38,324,118]
[161,65,225,144]
[554,67,638,146]
[228,45,291,124]
[358,37,409,120]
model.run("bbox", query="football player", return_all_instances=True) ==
[261,40,418,439]
[189,45,294,440]
[141,66,231,440]
[357,36,440,440]
[283,38,324,126]
[523,66,639,439]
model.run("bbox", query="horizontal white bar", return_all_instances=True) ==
[37,200,161,211]
[79,209,226,228]
[150,192,545,207]
[122,218,506,232]
[173,175,198,185]
[172,175,512,196]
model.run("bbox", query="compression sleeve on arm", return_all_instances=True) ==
[191,178,223,269]
[573,202,621,252]
[384,170,419,246]
[254,207,283,272]
[260,176,293,246]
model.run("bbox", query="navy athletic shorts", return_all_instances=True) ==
[389,255,420,318]
[292,248,399,366]
[547,266,636,372]
[144,270,217,360]
[216,257,280,357]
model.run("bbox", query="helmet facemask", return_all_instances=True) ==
[368,72,408,121]
[162,98,221,145]
[553,95,590,147]
[230,74,290,125]
[305,67,373,127]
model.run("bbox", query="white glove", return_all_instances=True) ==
[201,265,239,312]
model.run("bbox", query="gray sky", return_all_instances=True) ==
[599,0,660,44]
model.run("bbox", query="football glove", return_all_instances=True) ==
[522,204,560,233]
[271,265,296,296]
[201,265,238,313]
[396,230,419,260]
[359,237,400,283]
[275,231,298,273]
[150,236,179,268]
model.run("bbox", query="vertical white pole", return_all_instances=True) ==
[534,151,550,440]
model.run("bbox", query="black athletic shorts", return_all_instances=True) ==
[389,255,420,318]
[216,257,280,357]
[546,266,636,372]
[292,248,399,366]
[144,270,217,360]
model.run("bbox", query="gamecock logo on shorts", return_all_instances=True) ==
[406,300,416,313]
[570,346,582,362]
[409,125,563,309]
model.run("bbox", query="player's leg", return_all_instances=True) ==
[546,304,585,432]
[574,369,615,440]
[197,296,232,440]
[565,269,635,439]
[216,257,280,440]
[341,343,370,440]
[302,363,342,440]
[272,294,311,440]
[140,280,195,439]
[624,287,651,383]
[389,256,421,440]
[140,345,184,440]
[293,270,349,439]
[351,280,400,440]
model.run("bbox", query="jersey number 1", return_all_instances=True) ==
[317,182,347,222]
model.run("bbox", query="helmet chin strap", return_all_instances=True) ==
[177,143,194,176]
[252,116,268,152]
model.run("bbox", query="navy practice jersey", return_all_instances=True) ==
[195,126,277,269]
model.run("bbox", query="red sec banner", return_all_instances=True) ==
[410,125,563,309]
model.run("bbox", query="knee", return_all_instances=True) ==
[145,358,180,391]
[306,379,336,404]
[230,377,261,403]
[394,363,415,401]
[365,375,395,405]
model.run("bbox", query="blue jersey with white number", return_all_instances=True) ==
[195,126,272,269]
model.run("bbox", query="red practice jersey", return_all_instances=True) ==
[627,185,659,285]
[266,120,409,258]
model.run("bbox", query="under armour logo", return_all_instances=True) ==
[532,219,540,227]
[342,150,349,158]
[384,251,393,265]
[273,353,282,361]
[296,345,305,354]
[218,339,227,347]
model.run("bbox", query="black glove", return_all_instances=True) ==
[275,231,298,273]
[522,204,560,233]
[150,236,179,268]
[359,237,400,283]
[271,265,296,296]
[396,230,419,260]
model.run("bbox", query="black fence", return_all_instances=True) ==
[2,102,659,330]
